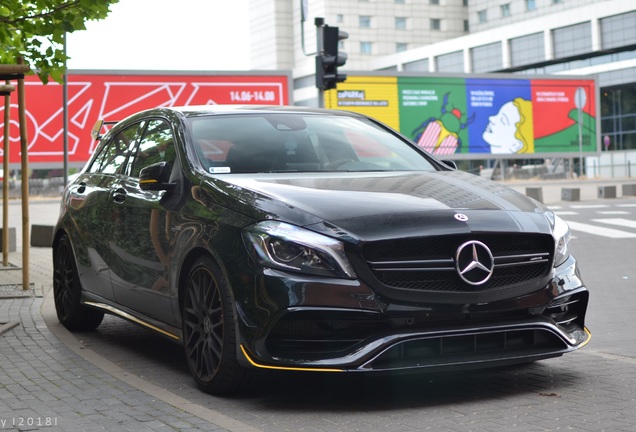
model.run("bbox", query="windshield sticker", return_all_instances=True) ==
[210,167,231,174]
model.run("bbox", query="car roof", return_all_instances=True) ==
[164,105,359,117]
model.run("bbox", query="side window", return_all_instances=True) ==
[87,124,140,174]
[129,119,176,178]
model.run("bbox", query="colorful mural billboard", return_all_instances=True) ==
[0,71,291,167]
[325,74,599,158]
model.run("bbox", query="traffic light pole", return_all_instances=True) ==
[315,18,325,108]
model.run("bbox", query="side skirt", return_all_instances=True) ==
[82,294,182,342]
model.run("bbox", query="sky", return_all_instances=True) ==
[66,0,251,72]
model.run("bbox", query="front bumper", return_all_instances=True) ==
[234,254,590,374]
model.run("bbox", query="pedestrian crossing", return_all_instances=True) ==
[551,203,636,239]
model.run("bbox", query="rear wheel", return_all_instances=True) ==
[182,256,246,395]
[53,234,104,331]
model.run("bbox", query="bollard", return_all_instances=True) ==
[30,225,54,247]
[0,227,16,252]
[597,186,617,199]
[525,187,543,203]
[623,184,636,196]
[561,188,580,202]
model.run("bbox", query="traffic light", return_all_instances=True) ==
[316,25,348,91]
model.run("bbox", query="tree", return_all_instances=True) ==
[0,0,119,84]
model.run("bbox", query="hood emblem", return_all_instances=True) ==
[454,213,468,222]
[455,241,494,286]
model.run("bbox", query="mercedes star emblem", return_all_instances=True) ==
[454,213,468,222]
[455,240,494,286]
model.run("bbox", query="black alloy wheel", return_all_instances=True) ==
[53,234,104,331]
[182,256,246,395]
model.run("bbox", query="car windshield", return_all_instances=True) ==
[188,113,438,174]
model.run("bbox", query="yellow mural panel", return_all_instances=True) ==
[324,76,399,131]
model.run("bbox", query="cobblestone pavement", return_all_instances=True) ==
[2,179,636,431]
[1,206,252,432]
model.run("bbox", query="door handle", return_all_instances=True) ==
[112,188,127,203]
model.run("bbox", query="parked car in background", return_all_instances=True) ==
[52,105,590,395]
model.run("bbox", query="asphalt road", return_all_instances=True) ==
[4,195,636,431]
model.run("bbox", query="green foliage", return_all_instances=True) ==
[0,0,119,84]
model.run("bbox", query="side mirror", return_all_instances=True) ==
[139,162,176,191]
[440,159,457,170]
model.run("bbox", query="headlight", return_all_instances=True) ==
[550,213,572,267]
[243,221,357,279]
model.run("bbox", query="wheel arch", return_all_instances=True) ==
[52,227,68,250]
[176,246,236,316]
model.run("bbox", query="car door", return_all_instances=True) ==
[66,123,142,301]
[108,118,178,323]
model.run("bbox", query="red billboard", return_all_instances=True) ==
[0,71,291,167]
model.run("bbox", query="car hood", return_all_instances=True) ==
[207,170,552,242]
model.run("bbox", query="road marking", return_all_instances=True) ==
[565,221,636,238]
[592,218,636,229]
[554,211,579,216]
[596,211,630,215]
[617,203,636,208]
[570,204,610,209]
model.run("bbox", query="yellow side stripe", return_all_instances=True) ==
[240,345,344,372]
[84,301,180,340]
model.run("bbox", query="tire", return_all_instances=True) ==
[182,256,247,395]
[53,234,104,331]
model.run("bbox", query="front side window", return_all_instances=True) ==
[88,124,140,175]
[129,119,176,178]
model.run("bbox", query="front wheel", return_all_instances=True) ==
[53,234,104,331]
[182,256,247,395]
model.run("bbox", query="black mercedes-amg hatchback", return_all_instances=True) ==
[53,105,590,395]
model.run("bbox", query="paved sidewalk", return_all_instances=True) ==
[1,177,636,431]
[0,248,237,432]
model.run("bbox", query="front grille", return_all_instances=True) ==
[363,233,554,292]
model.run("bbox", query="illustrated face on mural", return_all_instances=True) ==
[482,101,523,154]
